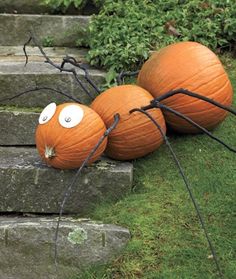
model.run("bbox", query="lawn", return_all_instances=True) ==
[74,55,236,279]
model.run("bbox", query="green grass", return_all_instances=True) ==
[73,55,236,279]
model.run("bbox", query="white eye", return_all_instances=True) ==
[39,102,57,124]
[59,105,84,128]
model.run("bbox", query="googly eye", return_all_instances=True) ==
[59,104,84,128]
[39,102,57,124]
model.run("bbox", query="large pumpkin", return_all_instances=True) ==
[35,102,107,169]
[138,41,233,133]
[91,85,166,160]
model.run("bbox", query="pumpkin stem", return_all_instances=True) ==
[45,146,56,159]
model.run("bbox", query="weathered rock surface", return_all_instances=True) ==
[0,14,89,46]
[0,109,39,145]
[0,60,105,107]
[0,147,133,214]
[0,46,88,63]
[0,216,130,279]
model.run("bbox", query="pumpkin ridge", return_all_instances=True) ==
[58,126,105,151]
[111,116,165,137]
[160,63,224,96]
[187,72,228,94]
[108,137,163,149]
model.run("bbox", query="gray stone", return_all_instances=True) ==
[0,46,88,63]
[0,14,90,46]
[0,61,106,107]
[0,216,130,279]
[0,147,133,214]
[0,109,39,145]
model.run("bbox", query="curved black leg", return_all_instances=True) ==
[142,88,236,116]
[155,103,235,153]
[130,108,223,279]
[23,33,95,100]
[0,86,81,104]
[116,70,140,85]
[61,56,101,95]
[54,114,120,269]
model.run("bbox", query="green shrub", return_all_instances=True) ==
[42,0,103,13]
[84,0,236,73]
[42,0,236,75]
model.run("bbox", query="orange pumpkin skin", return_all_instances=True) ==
[35,103,107,169]
[138,41,233,133]
[91,85,166,160]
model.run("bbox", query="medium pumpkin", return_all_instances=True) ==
[138,41,233,133]
[91,85,166,160]
[35,102,107,169]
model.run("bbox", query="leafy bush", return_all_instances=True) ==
[43,0,236,75]
[84,0,236,73]
[42,0,103,13]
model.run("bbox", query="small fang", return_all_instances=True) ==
[45,146,56,159]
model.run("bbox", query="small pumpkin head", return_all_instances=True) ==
[35,102,107,169]
[91,85,166,160]
[138,41,233,133]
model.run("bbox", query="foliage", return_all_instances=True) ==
[42,36,55,47]
[42,0,236,78]
[84,0,236,74]
[42,0,103,13]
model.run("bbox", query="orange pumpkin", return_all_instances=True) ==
[35,102,107,169]
[138,41,233,133]
[91,85,166,160]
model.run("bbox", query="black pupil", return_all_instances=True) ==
[65,117,71,122]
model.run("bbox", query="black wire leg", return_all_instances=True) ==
[54,113,120,269]
[141,103,236,153]
[142,88,236,116]
[23,33,95,100]
[61,56,101,94]
[0,86,81,104]
[130,108,223,279]
[116,70,140,85]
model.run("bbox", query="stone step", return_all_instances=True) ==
[0,45,88,63]
[0,108,39,145]
[0,0,98,15]
[0,216,130,279]
[0,46,106,107]
[0,147,133,214]
[0,13,90,46]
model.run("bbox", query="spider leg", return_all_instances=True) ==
[23,33,95,100]
[142,88,236,116]
[0,86,81,104]
[23,36,32,66]
[141,103,236,153]
[116,70,140,85]
[61,56,101,94]
[130,108,223,279]
[53,113,120,268]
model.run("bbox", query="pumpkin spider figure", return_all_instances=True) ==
[2,36,235,278]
